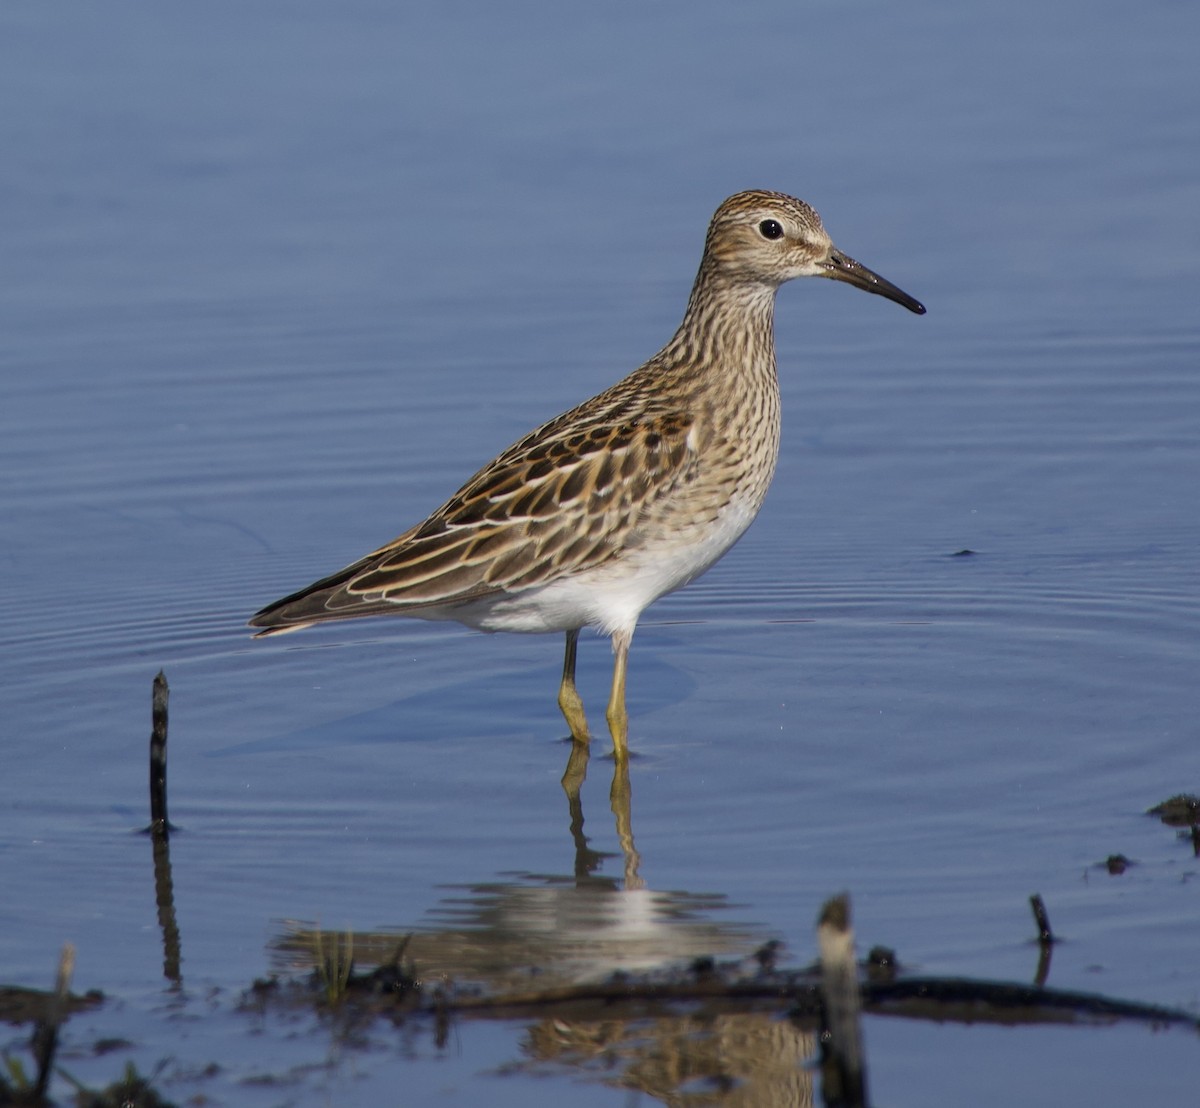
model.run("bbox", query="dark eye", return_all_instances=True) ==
[758,219,784,240]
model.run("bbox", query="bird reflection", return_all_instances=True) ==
[520,1011,815,1107]
[274,740,811,1103]
[276,741,763,991]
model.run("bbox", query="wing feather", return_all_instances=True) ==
[249,385,699,633]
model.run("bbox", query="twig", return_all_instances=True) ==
[1029,893,1056,986]
[30,942,75,1099]
[1029,894,1055,943]
[817,893,868,1108]
[147,670,173,835]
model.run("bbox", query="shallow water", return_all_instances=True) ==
[3,0,1199,1103]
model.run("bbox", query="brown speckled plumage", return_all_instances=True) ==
[250,190,925,754]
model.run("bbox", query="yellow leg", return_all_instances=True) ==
[605,629,631,760]
[557,628,590,743]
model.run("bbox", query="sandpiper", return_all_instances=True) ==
[250,190,925,757]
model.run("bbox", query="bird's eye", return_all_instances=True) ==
[758,219,784,240]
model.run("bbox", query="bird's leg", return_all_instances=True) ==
[605,629,632,760]
[557,628,591,743]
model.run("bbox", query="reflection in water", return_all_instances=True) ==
[609,752,644,892]
[518,1012,814,1107]
[274,744,816,1103]
[561,738,643,889]
[253,741,1197,1105]
[149,830,182,986]
[377,874,758,991]
[279,745,766,990]
[560,738,607,880]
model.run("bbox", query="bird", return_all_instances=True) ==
[249,190,925,758]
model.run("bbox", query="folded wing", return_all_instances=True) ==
[249,404,695,635]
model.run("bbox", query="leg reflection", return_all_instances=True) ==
[561,739,607,879]
[560,739,642,888]
[610,755,643,891]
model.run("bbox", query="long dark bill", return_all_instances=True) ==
[819,249,926,315]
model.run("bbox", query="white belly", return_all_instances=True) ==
[439,497,761,637]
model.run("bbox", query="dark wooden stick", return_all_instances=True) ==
[441,970,1199,1029]
[149,670,170,834]
[817,893,868,1108]
[1029,893,1056,986]
[1029,894,1055,943]
[447,976,822,1012]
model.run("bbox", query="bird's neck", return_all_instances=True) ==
[661,266,780,386]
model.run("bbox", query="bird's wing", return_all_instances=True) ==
[249,400,696,632]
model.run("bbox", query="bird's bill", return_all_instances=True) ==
[818,249,926,315]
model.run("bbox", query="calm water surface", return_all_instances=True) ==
[2,1,1198,1103]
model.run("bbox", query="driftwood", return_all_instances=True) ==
[266,925,1199,1034]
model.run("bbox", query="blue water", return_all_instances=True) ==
[2,1,1199,1104]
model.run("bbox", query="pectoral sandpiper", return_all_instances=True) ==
[250,190,925,757]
